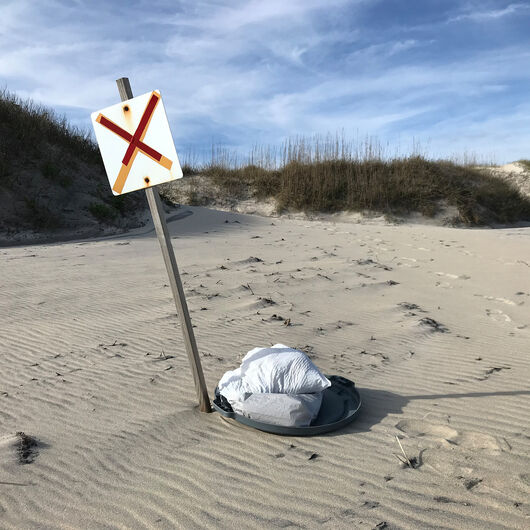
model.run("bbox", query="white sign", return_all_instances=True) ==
[91,90,182,195]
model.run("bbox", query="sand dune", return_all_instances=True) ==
[1,206,529,529]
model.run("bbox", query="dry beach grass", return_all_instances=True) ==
[163,137,530,227]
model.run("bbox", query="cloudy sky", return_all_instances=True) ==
[1,0,530,163]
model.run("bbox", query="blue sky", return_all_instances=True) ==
[1,0,529,163]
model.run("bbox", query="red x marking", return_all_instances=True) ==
[95,92,173,194]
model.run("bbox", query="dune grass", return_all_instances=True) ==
[177,137,530,226]
[0,89,99,171]
[0,89,145,235]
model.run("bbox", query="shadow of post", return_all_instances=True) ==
[325,388,530,437]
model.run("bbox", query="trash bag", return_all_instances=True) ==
[217,344,331,427]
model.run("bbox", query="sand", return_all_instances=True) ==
[1,206,529,529]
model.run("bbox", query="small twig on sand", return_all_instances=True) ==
[246,283,254,295]
[395,435,413,468]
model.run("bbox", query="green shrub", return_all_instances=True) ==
[88,202,117,223]
[24,197,62,229]
[41,159,73,187]
[111,196,128,215]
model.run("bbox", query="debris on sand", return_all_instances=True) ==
[463,478,482,490]
[419,317,448,333]
[476,365,511,381]
[259,297,276,306]
[434,496,472,506]
[398,302,425,314]
[296,345,317,359]
[355,258,392,271]
[393,436,422,469]
[16,432,39,464]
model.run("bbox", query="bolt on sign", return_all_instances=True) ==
[91,90,182,195]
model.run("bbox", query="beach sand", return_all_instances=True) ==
[1,206,529,529]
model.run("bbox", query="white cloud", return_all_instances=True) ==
[388,39,419,55]
[449,2,530,22]
[0,0,529,162]
[406,101,530,163]
[161,0,351,31]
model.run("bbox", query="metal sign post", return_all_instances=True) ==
[115,77,211,412]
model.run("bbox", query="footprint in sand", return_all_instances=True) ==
[396,419,458,440]
[395,257,420,268]
[435,272,471,280]
[485,308,512,322]
[435,281,453,289]
[396,419,504,452]
[474,294,519,306]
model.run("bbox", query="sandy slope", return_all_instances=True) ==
[486,162,530,199]
[1,206,529,529]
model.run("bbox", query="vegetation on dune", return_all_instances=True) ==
[88,202,118,223]
[166,138,530,226]
[1,88,528,239]
[0,89,100,171]
[0,89,145,240]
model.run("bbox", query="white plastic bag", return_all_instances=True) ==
[217,344,330,427]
